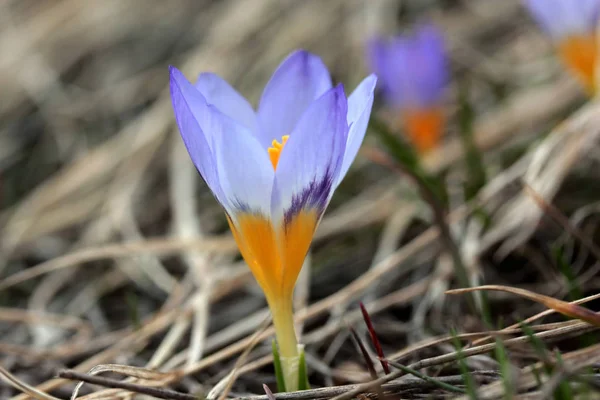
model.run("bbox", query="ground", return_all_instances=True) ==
[1,0,600,399]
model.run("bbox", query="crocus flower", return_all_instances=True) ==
[367,24,448,153]
[169,50,376,391]
[524,0,600,92]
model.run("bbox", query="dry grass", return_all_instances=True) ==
[1,0,600,399]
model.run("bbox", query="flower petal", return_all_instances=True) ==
[336,74,377,186]
[410,25,448,106]
[257,50,332,148]
[272,84,348,225]
[213,110,274,218]
[367,25,447,109]
[169,66,224,204]
[195,72,259,135]
[366,38,396,101]
[227,213,280,300]
[525,0,600,39]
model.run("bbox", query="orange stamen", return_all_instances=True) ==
[557,34,597,93]
[400,107,445,153]
[268,135,289,170]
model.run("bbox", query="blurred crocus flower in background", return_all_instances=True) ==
[524,0,600,93]
[169,50,376,392]
[367,24,448,153]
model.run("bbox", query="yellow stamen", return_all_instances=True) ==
[268,135,290,170]
[557,34,597,93]
[400,107,445,153]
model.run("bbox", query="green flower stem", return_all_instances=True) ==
[270,296,300,392]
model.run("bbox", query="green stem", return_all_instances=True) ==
[270,296,299,392]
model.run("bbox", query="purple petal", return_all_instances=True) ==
[195,73,259,136]
[271,84,348,226]
[257,50,332,149]
[336,74,377,186]
[367,25,448,109]
[366,38,396,101]
[524,0,600,39]
[169,66,225,205]
[213,110,274,217]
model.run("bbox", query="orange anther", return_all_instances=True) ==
[268,135,290,170]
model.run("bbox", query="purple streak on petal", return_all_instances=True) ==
[366,25,448,109]
[195,73,259,136]
[284,166,336,226]
[336,74,377,186]
[271,84,348,226]
[169,66,226,207]
[257,50,332,149]
[524,0,600,39]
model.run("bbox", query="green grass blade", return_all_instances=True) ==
[271,340,286,393]
[297,346,310,391]
[552,245,583,301]
[451,329,478,399]
[457,79,487,201]
[494,338,514,399]
[385,358,465,393]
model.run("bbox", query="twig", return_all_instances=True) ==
[523,182,600,261]
[0,365,60,400]
[230,372,498,400]
[348,326,378,380]
[57,370,195,400]
[383,358,466,393]
[263,384,276,400]
[364,146,477,312]
[359,302,390,374]
[348,326,385,399]
[213,315,273,400]
[329,321,596,400]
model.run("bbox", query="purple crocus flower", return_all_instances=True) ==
[367,25,448,152]
[524,0,600,92]
[169,50,376,391]
[367,24,447,110]
[524,0,600,40]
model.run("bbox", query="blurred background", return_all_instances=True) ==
[1,0,600,398]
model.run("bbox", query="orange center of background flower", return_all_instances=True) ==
[557,34,597,93]
[400,107,445,153]
[268,135,290,170]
